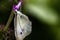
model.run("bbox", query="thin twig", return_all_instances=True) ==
[4,10,15,32]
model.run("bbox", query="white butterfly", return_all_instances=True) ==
[14,10,32,40]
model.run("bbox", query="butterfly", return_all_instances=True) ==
[14,10,32,40]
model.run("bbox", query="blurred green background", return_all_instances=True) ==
[0,0,60,40]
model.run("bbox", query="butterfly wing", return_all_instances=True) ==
[14,11,32,40]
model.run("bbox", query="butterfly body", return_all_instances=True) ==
[14,11,32,40]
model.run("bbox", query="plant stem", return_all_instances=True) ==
[4,10,14,32]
